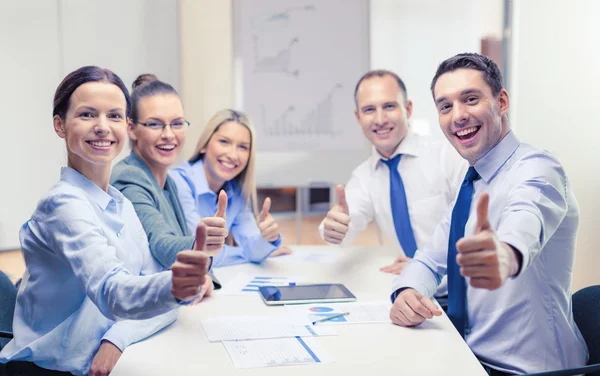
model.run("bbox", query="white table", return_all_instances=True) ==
[111,246,486,375]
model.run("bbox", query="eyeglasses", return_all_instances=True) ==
[136,120,190,131]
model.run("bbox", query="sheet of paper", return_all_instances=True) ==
[286,301,392,325]
[218,273,307,295]
[271,249,345,265]
[201,316,337,342]
[223,337,335,369]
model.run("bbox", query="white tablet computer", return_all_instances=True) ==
[259,284,357,305]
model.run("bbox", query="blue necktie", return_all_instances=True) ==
[447,166,479,338]
[382,155,418,258]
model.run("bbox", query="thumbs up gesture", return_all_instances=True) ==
[323,185,351,245]
[197,190,229,256]
[171,223,210,302]
[258,197,280,242]
[455,193,521,290]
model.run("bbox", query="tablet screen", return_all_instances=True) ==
[259,284,355,303]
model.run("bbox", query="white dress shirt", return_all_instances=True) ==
[392,131,588,373]
[320,132,467,295]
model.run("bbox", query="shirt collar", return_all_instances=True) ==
[60,167,124,211]
[126,149,160,184]
[369,131,421,170]
[473,130,520,183]
[191,159,239,199]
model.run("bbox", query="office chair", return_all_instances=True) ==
[0,270,17,350]
[525,285,600,376]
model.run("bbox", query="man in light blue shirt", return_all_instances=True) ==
[0,167,209,375]
[389,53,587,374]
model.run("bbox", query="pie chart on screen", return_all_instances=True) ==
[309,306,334,313]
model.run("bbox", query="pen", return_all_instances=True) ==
[312,312,350,325]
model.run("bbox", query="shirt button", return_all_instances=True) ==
[465,327,471,335]
[117,232,121,238]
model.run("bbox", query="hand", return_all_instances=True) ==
[269,246,293,257]
[390,289,442,327]
[89,340,122,376]
[380,255,411,274]
[258,197,280,242]
[197,190,228,256]
[191,275,214,305]
[456,193,520,290]
[171,223,210,302]
[323,185,350,244]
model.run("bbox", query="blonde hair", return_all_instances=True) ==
[190,109,258,215]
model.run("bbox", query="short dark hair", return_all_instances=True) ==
[53,66,131,119]
[354,70,408,107]
[430,53,504,97]
[130,73,179,123]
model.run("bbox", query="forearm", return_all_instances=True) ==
[391,258,442,300]
[101,309,178,351]
[96,270,180,321]
[150,235,195,269]
[245,234,281,263]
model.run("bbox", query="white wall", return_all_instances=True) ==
[509,0,600,291]
[370,0,503,138]
[0,0,179,250]
[179,0,234,163]
[0,1,63,251]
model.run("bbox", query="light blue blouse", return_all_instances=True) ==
[170,159,281,267]
[0,167,183,375]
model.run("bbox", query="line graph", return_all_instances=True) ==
[261,84,343,137]
[253,36,299,77]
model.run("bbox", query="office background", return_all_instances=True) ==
[0,0,597,292]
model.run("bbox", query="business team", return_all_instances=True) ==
[0,53,587,375]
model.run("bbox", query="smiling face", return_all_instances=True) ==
[354,75,412,158]
[128,93,186,176]
[433,68,510,165]
[53,81,127,175]
[201,121,251,192]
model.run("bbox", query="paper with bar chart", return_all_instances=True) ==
[223,337,334,369]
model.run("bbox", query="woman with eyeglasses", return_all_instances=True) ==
[110,74,225,296]
[0,67,210,376]
[170,109,291,267]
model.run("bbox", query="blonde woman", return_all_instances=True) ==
[170,109,291,267]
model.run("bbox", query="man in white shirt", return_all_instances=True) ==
[319,70,466,294]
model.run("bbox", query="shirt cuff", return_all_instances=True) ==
[270,234,283,248]
[390,287,412,303]
[101,331,127,352]
[497,210,542,276]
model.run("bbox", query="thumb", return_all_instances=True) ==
[475,193,491,232]
[259,197,271,222]
[215,190,228,219]
[419,294,442,316]
[336,185,349,214]
[194,223,207,251]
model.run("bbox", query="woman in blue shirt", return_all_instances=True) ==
[110,74,226,292]
[0,67,210,376]
[170,109,290,267]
